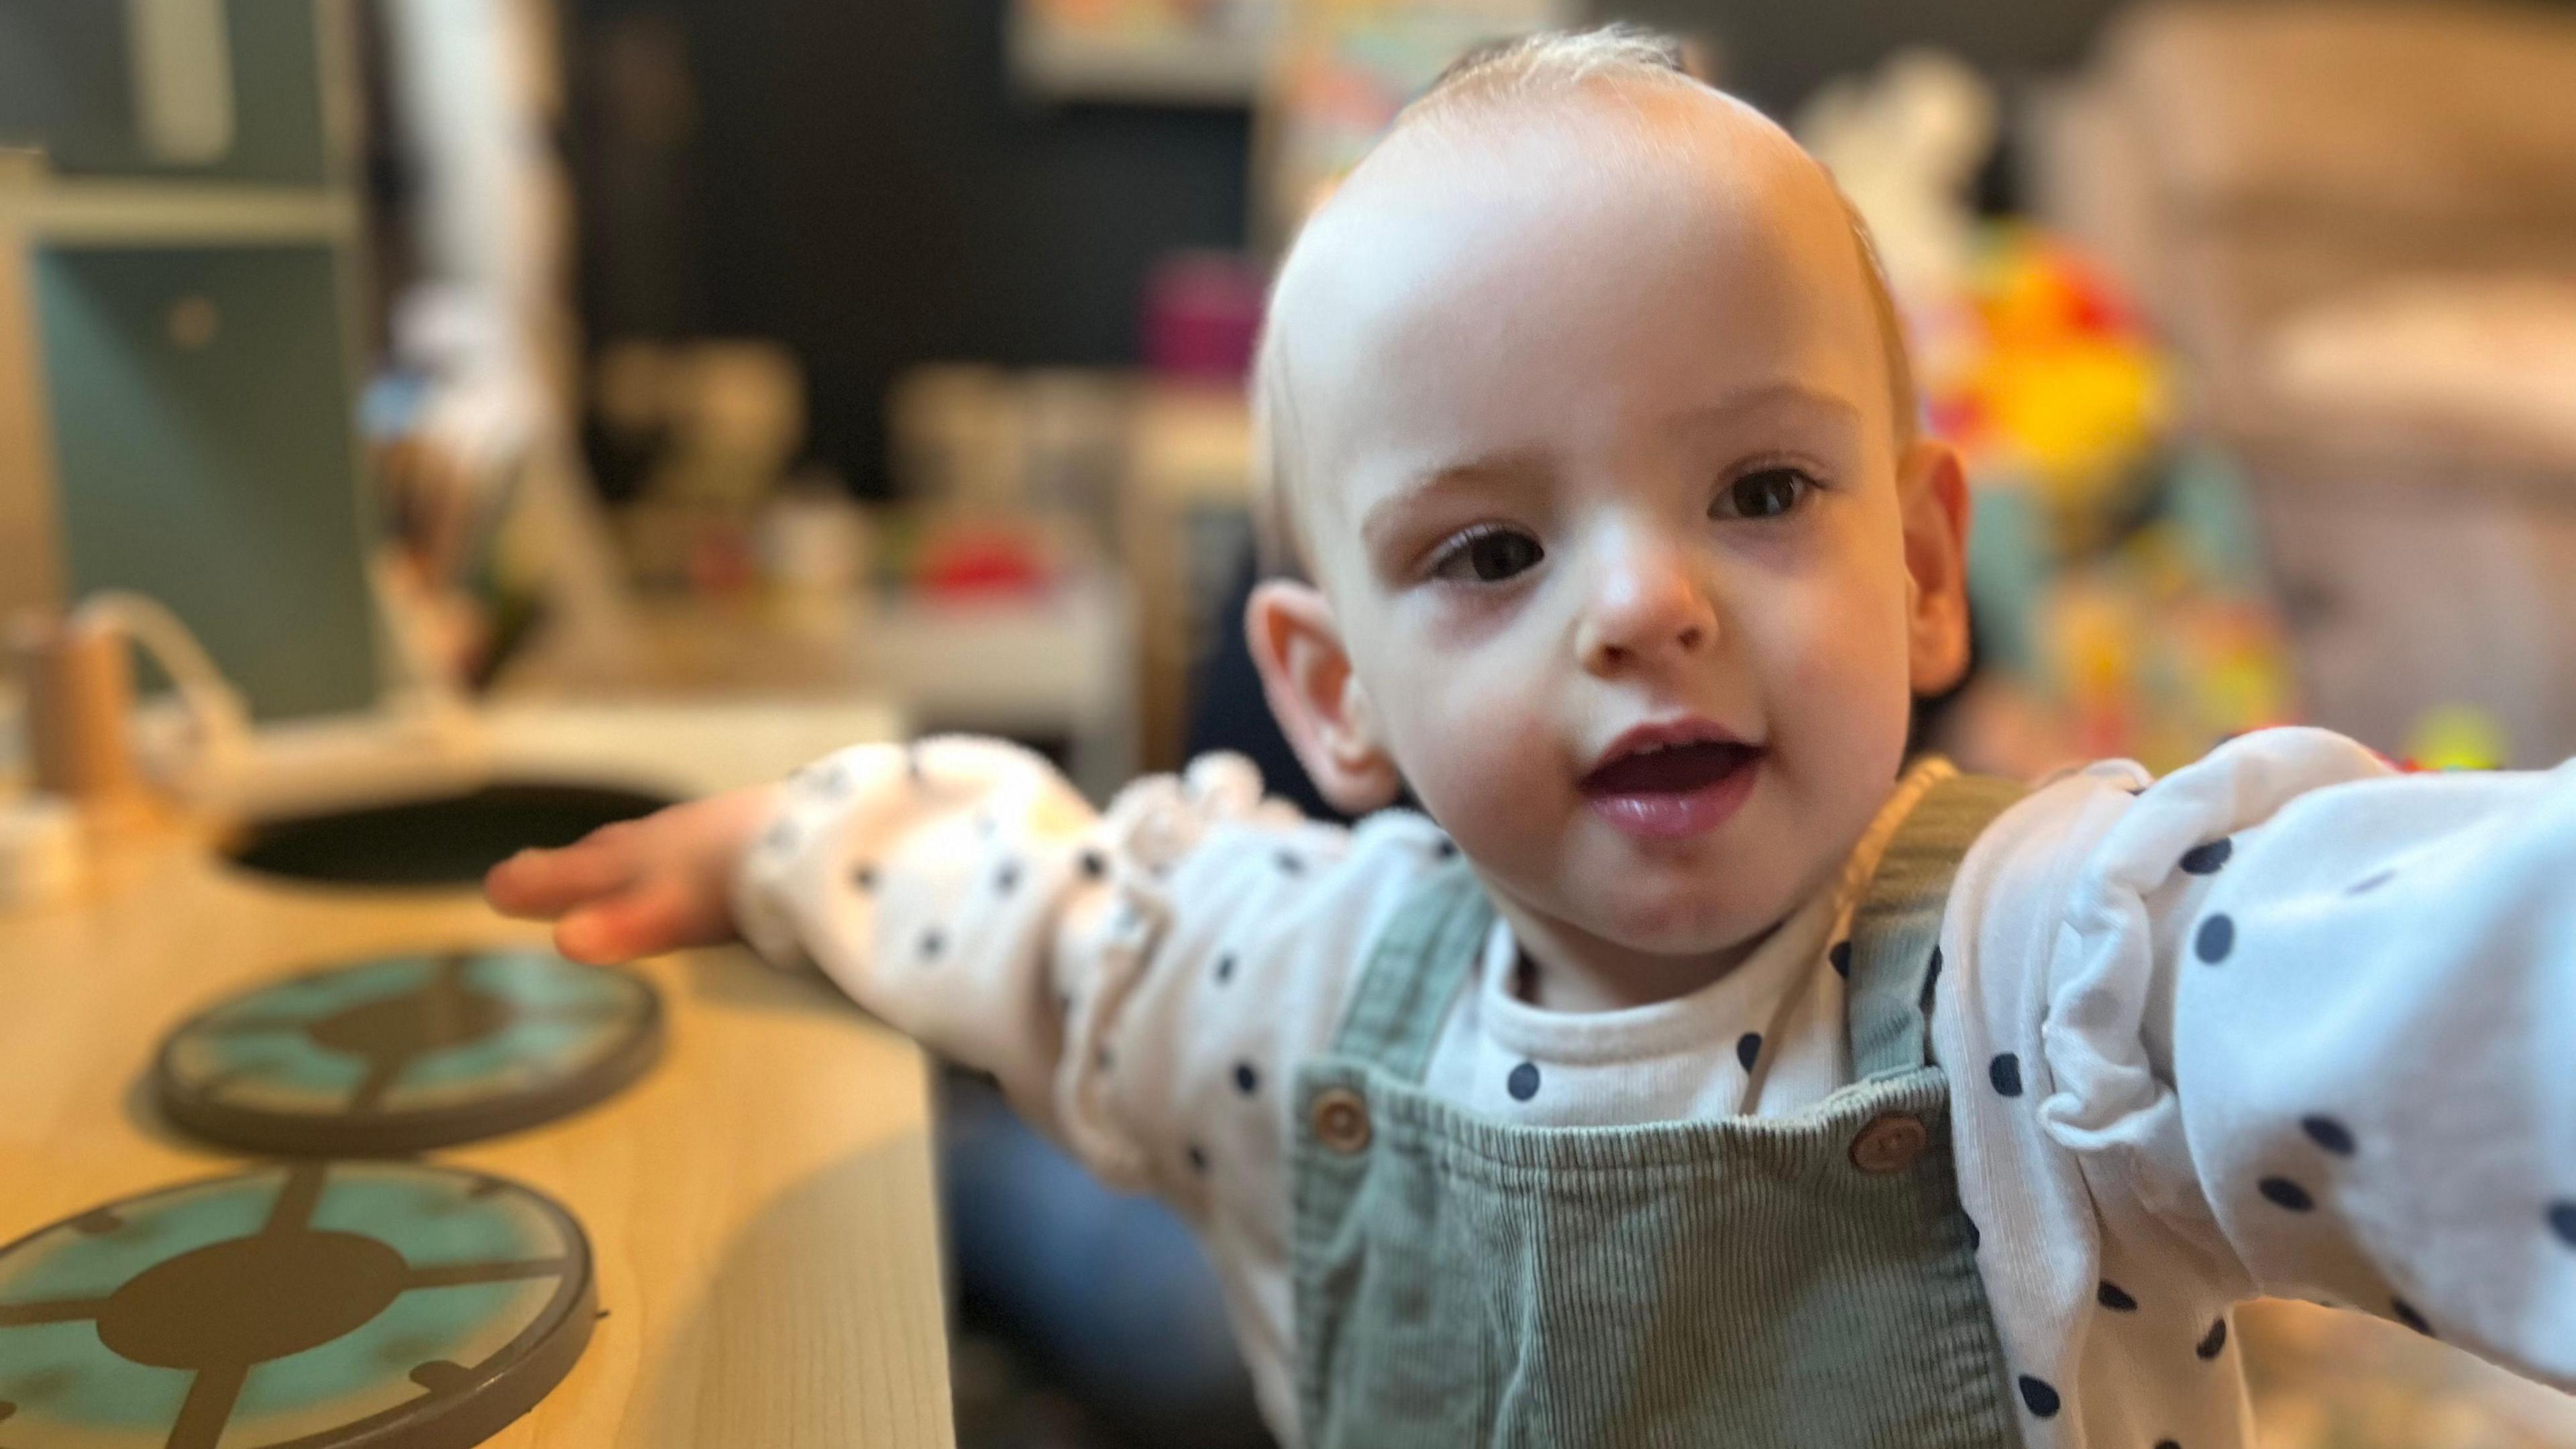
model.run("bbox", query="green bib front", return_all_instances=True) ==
[1289,772,2030,1448]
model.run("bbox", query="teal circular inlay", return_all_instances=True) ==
[156,949,661,1155]
[0,1162,594,1448]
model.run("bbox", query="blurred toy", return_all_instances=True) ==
[1142,250,1267,384]
[363,286,564,688]
[637,341,807,515]
[1933,227,2170,532]
[881,363,1106,598]
[1798,52,2170,531]
[594,339,810,596]
[2403,706,2510,773]
[1794,48,1996,309]
[1911,222,2277,778]
[908,522,1060,600]
[1809,82,2290,779]
[1953,438,2298,777]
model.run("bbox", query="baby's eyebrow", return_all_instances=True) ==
[1358,451,1550,555]
[1671,381,1866,435]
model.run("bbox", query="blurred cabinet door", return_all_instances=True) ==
[36,244,378,720]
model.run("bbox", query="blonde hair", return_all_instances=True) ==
[1249,24,1919,578]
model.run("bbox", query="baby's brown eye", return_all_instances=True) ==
[1434,529,1544,583]
[1717,468,1813,520]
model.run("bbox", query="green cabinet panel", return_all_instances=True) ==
[37,244,379,719]
[0,0,339,186]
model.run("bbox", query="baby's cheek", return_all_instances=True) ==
[1759,589,1913,820]
[1394,669,1558,859]
[1767,575,1910,728]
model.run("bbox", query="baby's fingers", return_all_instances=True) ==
[484,830,640,919]
[553,877,725,965]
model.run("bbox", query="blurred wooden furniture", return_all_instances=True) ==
[2039,1,2576,765]
[1120,381,1254,774]
[2238,1300,2576,1448]
[0,148,62,622]
[0,700,958,1447]
[2041,2,2576,412]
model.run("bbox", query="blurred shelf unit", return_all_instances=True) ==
[0,168,361,247]
[1121,381,1256,772]
[496,574,1142,805]
[0,0,380,723]
[886,364,1252,775]
[1006,9,1267,105]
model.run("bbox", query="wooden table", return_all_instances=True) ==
[0,702,956,1446]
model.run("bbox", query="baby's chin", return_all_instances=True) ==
[1574,828,1844,954]
[1578,892,1796,960]
[1511,843,1777,947]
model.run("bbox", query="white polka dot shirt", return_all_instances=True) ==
[733,727,2576,1446]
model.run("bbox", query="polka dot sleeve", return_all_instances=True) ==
[729,735,1108,1118]
[729,735,1441,1199]
[2049,727,2576,1391]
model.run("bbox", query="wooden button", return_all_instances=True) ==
[1849,1113,1928,1174]
[1311,1087,1372,1154]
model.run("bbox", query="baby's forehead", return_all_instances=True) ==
[1373,75,1823,213]
[1279,80,1874,384]
[1259,85,1891,553]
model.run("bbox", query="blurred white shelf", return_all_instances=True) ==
[91,696,912,822]
[1,180,358,246]
[480,698,910,798]
[1008,22,1264,105]
[862,582,1130,725]
[0,154,356,246]
[496,572,1141,803]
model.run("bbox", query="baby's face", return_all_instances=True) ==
[1271,90,1965,963]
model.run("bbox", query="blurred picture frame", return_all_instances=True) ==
[1008,0,1279,106]
[1248,0,1572,250]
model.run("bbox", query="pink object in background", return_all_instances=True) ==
[1141,250,1267,384]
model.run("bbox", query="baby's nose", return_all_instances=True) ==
[1574,547,1718,674]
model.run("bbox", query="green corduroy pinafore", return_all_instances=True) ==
[1289,771,2031,1448]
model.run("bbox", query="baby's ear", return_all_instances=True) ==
[1898,438,1973,696]
[1244,580,1405,815]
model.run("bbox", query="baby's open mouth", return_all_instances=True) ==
[1578,738,1766,841]
[1580,739,1762,796]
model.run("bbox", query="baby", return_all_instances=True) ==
[489,28,2576,1448]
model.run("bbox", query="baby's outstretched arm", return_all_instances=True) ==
[490,735,1444,1203]
[2166,751,2576,1380]
[486,784,779,963]
[1964,727,2576,1398]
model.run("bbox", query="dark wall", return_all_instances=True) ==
[577,0,1250,496]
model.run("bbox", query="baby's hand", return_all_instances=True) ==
[484,784,782,964]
